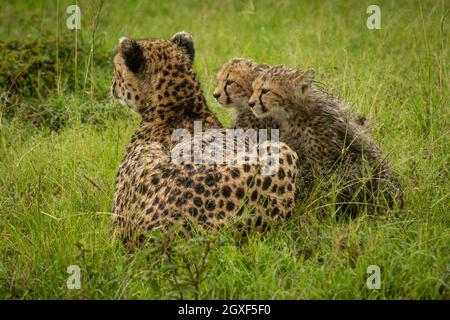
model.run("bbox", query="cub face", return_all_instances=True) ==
[213,58,269,110]
[249,66,315,119]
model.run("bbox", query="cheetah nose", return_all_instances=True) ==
[248,101,255,108]
[213,92,220,99]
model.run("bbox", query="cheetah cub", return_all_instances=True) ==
[214,58,368,131]
[249,65,403,211]
[214,58,279,130]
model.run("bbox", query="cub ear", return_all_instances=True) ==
[297,68,316,94]
[118,37,144,73]
[253,63,270,73]
[170,31,195,63]
[302,69,315,83]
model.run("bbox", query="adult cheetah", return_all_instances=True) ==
[249,65,403,212]
[110,32,299,248]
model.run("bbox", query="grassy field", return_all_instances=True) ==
[0,0,449,299]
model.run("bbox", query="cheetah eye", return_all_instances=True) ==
[261,88,269,94]
[226,80,234,85]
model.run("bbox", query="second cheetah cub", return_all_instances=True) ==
[249,65,403,212]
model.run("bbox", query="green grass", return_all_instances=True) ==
[0,0,449,299]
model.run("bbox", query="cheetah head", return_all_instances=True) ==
[249,65,315,119]
[111,32,196,116]
[213,58,269,110]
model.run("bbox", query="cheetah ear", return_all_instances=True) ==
[170,31,195,63]
[297,69,315,94]
[302,69,315,82]
[118,37,144,73]
[253,63,270,73]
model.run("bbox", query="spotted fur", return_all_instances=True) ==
[249,65,403,211]
[110,33,299,248]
